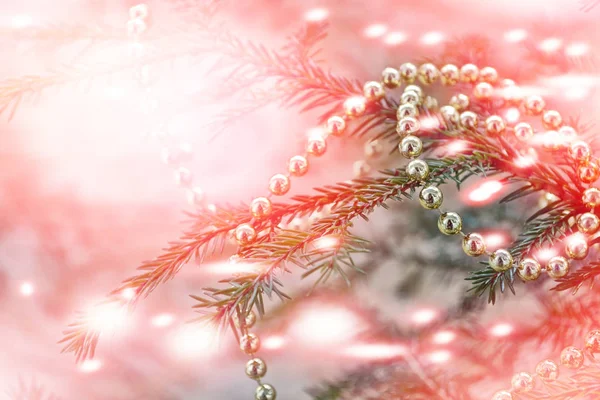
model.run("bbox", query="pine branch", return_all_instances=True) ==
[9,379,60,400]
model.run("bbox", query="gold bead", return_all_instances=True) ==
[353,160,371,178]
[440,105,459,125]
[560,346,584,369]
[326,116,346,136]
[240,333,261,354]
[418,63,439,85]
[542,130,561,151]
[404,84,424,98]
[343,96,367,118]
[514,122,534,141]
[307,135,327,156]
[569,140,592,162]
[459,111,479,130]
[517,258,542,281]
[246,358,267,380]
[579,160,600,184]
[288,155,308,177]
[577,212,600,234]
[233,310,257,329]
[542,110,562,130]
[583,187,600,207]
[397,117,420,136]
[255,384,277,400]
[485,115,506,135]
[363,81,385,101]
[419,186,443,209]
[399,135,423,158]
[473,82,493,100]
[479,66,498,83]
[546,256,570,279]
[585,330,600,356]
[449,94,470,110]
[536,360,559,382]
[565,234,589,260]
[460,63,479,83]
[511,372,534,393]
[397,103,419,119]
[423,96,438,110]
[558,126,577,143]
[364,140,384,158]
[489,249,513,272]
[250,197,272,219]
[462,233,486,256]
[399,63,418,83]
[382,67,401,88]
[501,79,515,87]
[438,212,462,235]
[269,174,290,196]
[235,223,257,246]
[491,391,513,400]
[502,85,523,104]
[406,159,429,181]
[440,64,459,86]
[400,90,420,105]
[524,95,545,115]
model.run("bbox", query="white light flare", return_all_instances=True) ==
[425,350,452,364]
[384,32,407,46]
[411,308,438,326]
[88,303,129,335]
[205,260,262,275]
[364,24,387,38]
[121,288,136,300]
[490,322,514,337]
[505,108,520,124]
[432,330,456,345]
[420,115,441,130]
[421,31,445,46]
[483,232,510,250]
[304,8,329,22]
[535,247,558,262]
[290,306,361,346]
[170,325,219,359]
[342,343,407,360]
[79,359,102,373]
[467,180,503,204]
[152,313,175,328]
[539,38,563,53]
[514,153,537,169]
[263,335,286,350]
[20,282,34,297]
[504,29,528,43]
[445,140,469,155]
[565,42,589,57]
[313,235,341,251]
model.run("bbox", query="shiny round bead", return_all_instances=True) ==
[269,174,290,196]
[245,358,267,380]
[536,359,559,382]
[485,116,505,136]
[406,159,429,181]
[569,141,592,162]
[561,346,584,369]
[524,95,545,115]
[129,4,149,20]
[517,258,542,281]
[418,63,439,85]
[440,64,459,86]
[186,187,205,206]
[404,85,423,98]
[542,130,561,151]
[579,160,600,184]
[400,91,420,105]
[235,223,257,246]
[440,105,459,125]
[578,212,600,234]
[438,212,462,235]
[511,372,534,393]
[288,155,308,177]
[382,67,401,88]
[542,110,562,130]
[399,63,418,83]
[364,140,384,158]
[546,256,570,279]
[397,117,420,135]
[127,18,147,39]
[423,96,438,110]
[419,186,443,209]
[460,63,479,83]
[250,197,272,219]
[353,160,371,178]
[255,384,277,400]
[307,136,327,156]
[175,167,193,187]
[513,122,534,141]
[565,234,589,260]
[501,79,515,87]
[460,111,479,130]
[400,135,423,158]
[503,85,523,104]
[233,310,257,329]
[363,81,385,101]
[491,390,512,400]
[240,333,260,354]
[558,126,577,143]
[343,96,366,118]
[397,104,419,119]
[585,330,600,356]
[462,233,486,256]
[473,82,494,100]
[479,66,498,83]
[489,249,514,272]
[583,187,600,207]
[326,116,346,136]
[449,94,470,110]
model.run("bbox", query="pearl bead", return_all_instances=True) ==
[235,223,257,245]
[233,310,257,329]
[438,212,462,235]
[542,130,561,151]
[503,85,523,104]
[397,117,420,135]
[542,110,562,130]
[423,96,438,110]
[240,333,261,354]
[449,94,470,110]
[561,346,584,369]
[459,111,479,130]
[440,105,459,125]
[489,249,513,272]
[546,256,570,279]
[585,330,600,356]
[440,64,459,86]
[479,66,498,83]
[517,258,542,281]
[343,96,367,118]
[404,85,423,98]
[565,235,589,260]
[524,95,545,115]
[491,390,513,400]
[513,122,534,141]
[536,359,559,382]
[473,82,493,100]
[579,160,600,184]
[397,103,419,119]
[399,135,423,158]
[399,63,418,83]
[578,212,600,234]
[485,115,505,136]
[250,197,272,219]
[307,136,327,156]
[418,63,439,85]
[245,358,267,380]
[269,174,290,196]
[462,233,486,256]
[419,186,443,209]
[511,372,534,393]
[406,159,429,181]
[288,155,309,177]
[460,63,479,83]
[326,116,346,136]
[363,81,385,101]
[569,140,592,162]
[558,126,577,143]
[364,140,384,158]
[382,67,401,88]
[583,187,600,207]
[255,384,277,400]
[400,91,420,105]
